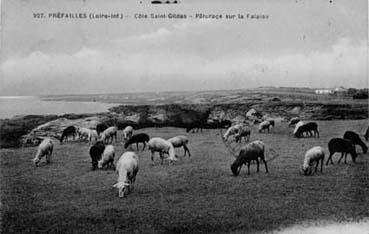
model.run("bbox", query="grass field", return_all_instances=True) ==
[1,120,369,233]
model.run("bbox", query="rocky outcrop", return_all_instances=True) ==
[1,101,367,148]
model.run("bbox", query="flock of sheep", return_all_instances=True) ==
[32,116,369,198]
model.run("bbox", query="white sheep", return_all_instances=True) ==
[98,145,115,169]
[223,124,244,141]
[167,135,191,157]
[302,146,325,176]
[88,130,98,143]
[77,127,91,140]
[100,126,118,143]
[148,137,177,164]
[258,120,274,133]
[33,138,53,166]
[293,121,305,135]
[113,151,139,198]
[123,126,134,141]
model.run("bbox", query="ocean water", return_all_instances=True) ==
[0,96,118,119]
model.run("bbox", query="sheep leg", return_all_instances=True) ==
[256,159,260,173]
[143,142,146,151]
[326,153,333,165]
[314,161,319,174]
[136,143,139,151]
[183,144,191,157]
[159,152,164,165]
[151,150,155,162]
[344,153,347,164]
[247,162,251,175]
[262,158,268,173]
[320,158,324,172]
[337,153,344,164]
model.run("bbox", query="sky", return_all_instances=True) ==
[0,0,367,95]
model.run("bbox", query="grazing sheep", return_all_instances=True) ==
[98,145,115,169]
[167,135,191,157]
[77,127,91,141]
[294,122,319,138]
[343,131,368,153]
[258,120,274,133]
[223,124,245,141]
[96,123,108,136]
[33,138,53,166]
[234,126,251,143]
[123,126,134,140]
[288,117,301,127]
[186,121,203,133]
[293,121,305,135]
[124,133,150,151]
[100,126,118,143]
[302,146,325,176]
[215,119,232,129]
[230,140,268,176]
[148,137,177,164]
[89,141,106,170]
[326,138,357,165]
[88,130,98,144]
[113,151,139,198]
[365,126,369,141]
[60,126,76,143]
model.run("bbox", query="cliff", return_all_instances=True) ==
[0,101,367,148]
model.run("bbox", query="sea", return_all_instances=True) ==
[0,96,118,119]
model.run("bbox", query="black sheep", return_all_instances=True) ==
[89,141,105,170]
[326,138,357,165]
[96,123,108,136]
[60,126,76,143]
[186,121,204,133]
[294,122,319,138]
[343,131,368,153]
[124,133,150,151]
[230,140,268,176]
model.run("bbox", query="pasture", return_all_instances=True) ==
[1,120,369,233]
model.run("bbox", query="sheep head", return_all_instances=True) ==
[113,182,130,198]
[230,162,241,176]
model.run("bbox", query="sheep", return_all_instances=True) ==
[343,131,368,153]
[293,121,305,135]
[100,126,118,143]
[326,138,357,165]
[88,130,98,144]
[293,122,319,138]
[258,120,274,133]
[214,119,232,129]
[186,121,204,133]
[365,126,369,141]
[223,124,245,141]
[302,146,325,176]
[60,126,76,143]
[124,133,150,151]
[96,123,108,136]
[148,137,177,164]
[230,140,268,176]
[167,135,191,157]
[113,151,139,198]
[77,127,91,141]
[89,141,105,170]
[97,145,115,169]
[288,117,301,127]
[123,126,134,141]
[33,138,53,166]
[234,126,251,143]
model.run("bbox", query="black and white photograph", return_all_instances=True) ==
[0,0,368,233]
